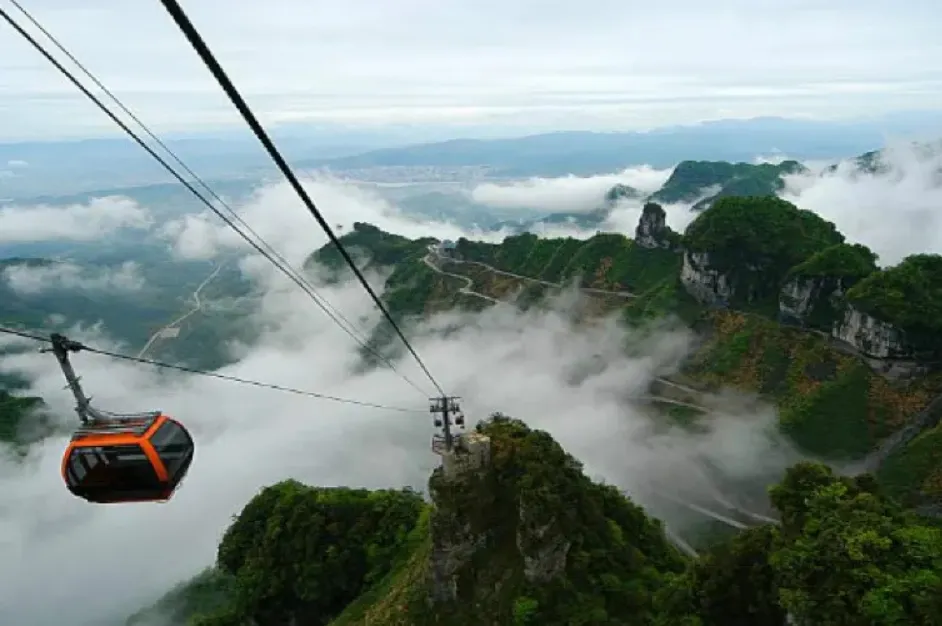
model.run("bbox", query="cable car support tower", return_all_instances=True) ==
[430,396,490,480]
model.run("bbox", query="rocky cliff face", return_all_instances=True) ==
[778,277,819,322]
[778,276,852,329]
[515,497,571,583]
[680,251,733,306]
[427,504,489,603]
[425,434,575,606]
[779,277,916,364]
[831,305,912,360]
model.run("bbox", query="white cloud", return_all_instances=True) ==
[3,261,145,294]
[780,140,942,265]
[6,160,28,168]
[470,166,672,213]
[159,172,507,264]
[462,163,699,237]
[0,197,153,243]
[0,0,940,137]
[752,152,795,165]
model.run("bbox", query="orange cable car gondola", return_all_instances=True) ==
[48,333,195,504]
[61,412,194,504]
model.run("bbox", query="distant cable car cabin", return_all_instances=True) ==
[46,333,195,504]
[61,413,194,504]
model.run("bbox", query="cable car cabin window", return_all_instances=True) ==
[67,444,160,492]
[149,420,193,482]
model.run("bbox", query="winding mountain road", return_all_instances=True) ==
[423,248,706,400]
[427,246,637,299]
[421,254,502,304]
[137,263,224,359]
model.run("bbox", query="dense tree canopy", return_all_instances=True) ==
[786,243,879,283]
[191,481,425,625]
[845,254,942,347]
[656,525,784,626]
[130,433,942,626]
[683,196,844,304]
[0,390,46,445]
[684,197,844,272]
[770,464,942,625]
[660,462,942,626]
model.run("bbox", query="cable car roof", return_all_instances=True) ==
[70,413,162,440]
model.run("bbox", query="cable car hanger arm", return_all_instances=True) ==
[41,333,155,424]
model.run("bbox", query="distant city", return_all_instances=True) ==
[321,164,499,184]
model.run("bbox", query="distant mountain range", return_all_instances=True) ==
[299,116,942,177]
[5,114,942,197]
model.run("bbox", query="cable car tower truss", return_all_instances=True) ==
[430,395,465,453]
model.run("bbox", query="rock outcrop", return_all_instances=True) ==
[679,251,733,306]
[778,275,851,330]
[831,305,912,360]
[634,202,676,249]
[777,243,880,330]
[605,183,641,204]
[516,497,571,583]
[778,276,820,322]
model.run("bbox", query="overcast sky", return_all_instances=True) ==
[0,0,940,139]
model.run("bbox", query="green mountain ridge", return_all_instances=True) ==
[648,159,806,208]
[132,418,942,626]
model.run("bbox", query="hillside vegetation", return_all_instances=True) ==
[136,418,942,626]
[0,389,45,444]
[128,483,426,626]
